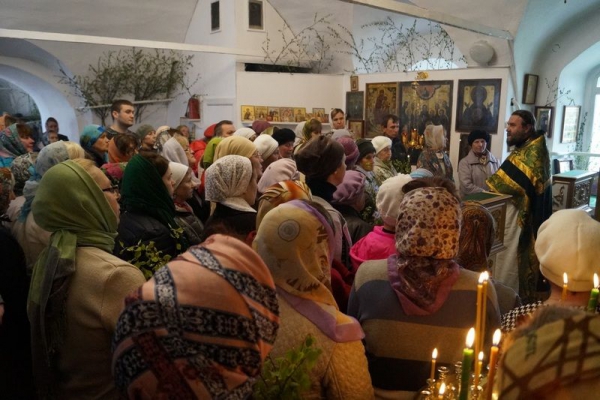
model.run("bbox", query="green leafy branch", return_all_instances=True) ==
[120,240,173,280]
[253,334,322,400]
[59,48,199,125]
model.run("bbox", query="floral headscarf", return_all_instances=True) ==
[388,187,462,315]
[0,167,14,215]
[0,124,28,159]
[112,234,279,399]
[10,152,37,196]
[256,180,312,228]
[254,200,363,342]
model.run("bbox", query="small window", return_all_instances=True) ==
[248,0,263,30]
[211,1,220,32]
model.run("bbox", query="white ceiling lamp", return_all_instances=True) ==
[469,40,495,66]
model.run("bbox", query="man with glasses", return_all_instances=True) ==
[486,110,552,304]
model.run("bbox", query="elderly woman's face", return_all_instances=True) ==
[377,147,392,162]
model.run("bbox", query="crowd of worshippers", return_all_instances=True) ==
[1,101,600,399]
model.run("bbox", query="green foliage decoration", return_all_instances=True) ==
[59,48,199,125]
[253,334,322,400]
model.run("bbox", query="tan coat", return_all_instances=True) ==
[56,247,145,400]
[269,296,374,400]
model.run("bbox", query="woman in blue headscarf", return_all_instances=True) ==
[79,124,110,167]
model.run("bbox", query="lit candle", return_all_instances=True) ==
[430,348,438,381]
[474,351,484,387]
[438,382,446,399]
[480,271,489,354]
[485,329,502,400]
[587,273,599,313]
[562,273,568,303]
[459,328,475,400]
[474,273,484,358]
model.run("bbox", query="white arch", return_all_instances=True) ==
[0,56,89,141]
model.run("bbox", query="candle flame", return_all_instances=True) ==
[493,329,501,346]
[563,272,568,285]
[466,327,475,348]
[478,271,487,284]
[595,273,599,288]
[439,382,446,396]
[478,351,484,361]
[432,348,438,360]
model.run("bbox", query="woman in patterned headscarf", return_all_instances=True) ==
[80,124,110,167]
[112,234,280,399]
[254,200,373,399]
[256,180,312,228]
[0,123,35,168]
[348,181,501,396]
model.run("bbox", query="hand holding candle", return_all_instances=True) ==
[459,328,475,400]
[587,273,599,313]
[430,348,438,381]
[562,272,568,302]
[485,329,501,400]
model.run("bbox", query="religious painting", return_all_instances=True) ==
[293,107,307,122]
[561,105,580,144]
[366,83,397,137]
[241,105,254,121]
[350,75,359,92]
[522,74,538,105]
[267,106,280,122]
[254,106,268,121]
[312,108,326,123]
[399,80,453,150]
[534,106,554,138]
[456,79,501,134]
[280,107,293,122]
[349,120,365,138]
[346,91,364,122]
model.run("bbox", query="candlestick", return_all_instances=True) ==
[480,272,489,353]
[474,351,484,387]
[562,273,568,303]
[587,273,599,313]
[438,382,446,399]
[430,348,438,381]
[459,328,475,400]
[485,329,501,400]
[475,273,484,359]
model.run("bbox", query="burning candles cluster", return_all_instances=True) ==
[424,271,600,399]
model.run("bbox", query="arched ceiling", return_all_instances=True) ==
[0,0,598,72]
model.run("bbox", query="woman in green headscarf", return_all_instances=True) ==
[28,158,145,399]
[114,152,187,279]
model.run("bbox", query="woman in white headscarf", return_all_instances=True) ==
[202,155,259,245]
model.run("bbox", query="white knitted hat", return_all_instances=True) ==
[536,209,600,292]
[253,134,279,160]
[376,174,413,226]
[371,136,392,155]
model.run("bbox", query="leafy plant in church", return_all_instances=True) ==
[59,48,198,125]
[253,334,322,400]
